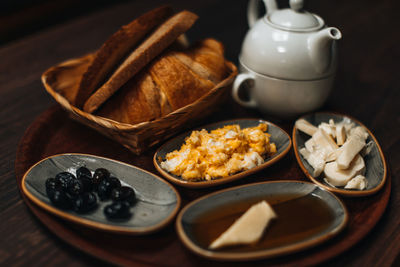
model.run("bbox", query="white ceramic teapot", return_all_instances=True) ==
[232,0,342,118]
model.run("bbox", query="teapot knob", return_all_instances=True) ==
[290,0,303,12]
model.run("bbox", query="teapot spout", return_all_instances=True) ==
[308,27,342,74]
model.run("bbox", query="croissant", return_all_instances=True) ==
[96,38,228,124]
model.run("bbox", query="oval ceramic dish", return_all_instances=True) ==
[21,153,181,235]
[176,180,348,261]
[154,119,291,188]
[293,112,387,197]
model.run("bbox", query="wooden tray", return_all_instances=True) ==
[15,105,391,266]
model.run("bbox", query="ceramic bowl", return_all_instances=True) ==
[154,119,291,188]
[22,153,181,235]
[293,112,387,197]
[176,180,348,261]
[232,62,334,118]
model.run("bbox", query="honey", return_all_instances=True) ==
[190,193,335,252]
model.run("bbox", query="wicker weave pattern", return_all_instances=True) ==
[41,54,238,155]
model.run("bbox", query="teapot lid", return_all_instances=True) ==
[267,0,324,31]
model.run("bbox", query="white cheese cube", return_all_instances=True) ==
[345,175,367,190]
[336,124,346,146]
[336,137,366,170]
[337,119,355,134]
[360,141,374,157]
[319,122,336,139]
[300,148,325,177]
[312,129,339,151]
[324,155,365,186]
[311,129,339,162]
[349,126,368,141]
[295,119,318,136]
[305,138,316,152]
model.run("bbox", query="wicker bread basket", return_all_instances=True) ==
[41,54,238,155]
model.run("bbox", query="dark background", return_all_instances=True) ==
[0,0,323,46]
[1,0,399,266]
[1,0,130,45]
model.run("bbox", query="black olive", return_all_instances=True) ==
[76,167,94,191]
[97,177,120,200]
[76,166,92,180]
[97,180,110,200]
[49,190,72,209]
[45,177,59,197]
[65,192,78,203]
[93,168,110,188]
[55,172,75,192]
[111,186,136,206]
[79,176,93,192]
[67,178,84,196]
[109,176,121,189]
[45,177,58,190]
[104,201,131,220]
[73,192,97,213]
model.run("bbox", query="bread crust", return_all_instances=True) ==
[75,6,173,108]
[83,10,198,113]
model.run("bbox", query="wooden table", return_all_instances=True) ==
[1,0,399,266]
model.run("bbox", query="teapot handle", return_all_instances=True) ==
[247,0,278,27]
[232,73,258,108]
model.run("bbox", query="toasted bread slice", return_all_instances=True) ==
[75,6,173,108]
[83,10,198,113]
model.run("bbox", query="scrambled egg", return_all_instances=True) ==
[160,123,277,181]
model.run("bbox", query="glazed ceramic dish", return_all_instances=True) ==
[293,112,387,197]
[232,62,334,118]
[22,153,181,235]
[154,119,291,188]
[176,180,348,261]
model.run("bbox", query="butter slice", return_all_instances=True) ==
[209,201,277,249]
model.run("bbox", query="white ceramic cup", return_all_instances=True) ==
[232,61,334,118]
